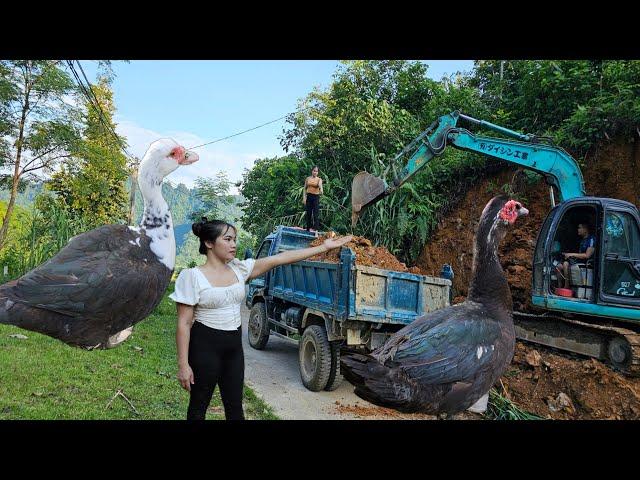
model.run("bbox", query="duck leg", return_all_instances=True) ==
[467,392,489,414]
[105,326,135,348]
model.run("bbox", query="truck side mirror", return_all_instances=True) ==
[244,248,253,260]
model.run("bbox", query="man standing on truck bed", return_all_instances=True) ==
[303,166,323,233]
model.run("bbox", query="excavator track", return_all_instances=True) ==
[513,311,640,377]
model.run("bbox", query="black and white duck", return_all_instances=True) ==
[0,139,198,349]
[341,195,529,415]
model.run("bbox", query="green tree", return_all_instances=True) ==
[176,172,256,269]
[240,154,311,240]
[0,195,90,282]
[0,200,35,280]
[0,60,82,250]
[471,60,640,154]
[47,76,129,229]
[191,171,235,221]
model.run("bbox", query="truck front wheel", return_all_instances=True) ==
[248,302,269,350]
[299,325,331,391]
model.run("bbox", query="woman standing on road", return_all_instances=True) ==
[170,218,352,420]
[303,166,323,232]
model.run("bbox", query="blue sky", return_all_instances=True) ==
[80,60,475,191]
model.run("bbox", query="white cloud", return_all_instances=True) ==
[114,117,267,193]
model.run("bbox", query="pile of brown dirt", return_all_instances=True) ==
[331,400,479,420]
[309,233,413,273]
[500,342,640,419]
[582,138,640,207]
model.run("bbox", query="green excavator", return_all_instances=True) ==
[351,111,640,375]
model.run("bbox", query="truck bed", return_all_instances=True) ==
[269,246,450,326]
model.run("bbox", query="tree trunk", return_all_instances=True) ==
[0,176,21,251]
[0,80,30,251]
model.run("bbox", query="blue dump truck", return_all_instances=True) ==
[245,226,451,392]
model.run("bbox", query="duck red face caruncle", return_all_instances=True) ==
[170,145,199,165]
[499,199,529,225]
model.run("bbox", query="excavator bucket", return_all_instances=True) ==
[351,171,387,227]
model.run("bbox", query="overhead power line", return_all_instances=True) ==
[69,59,319,159]
[188,105,315,151]
[76,61,136,159]
[66,60,135,162]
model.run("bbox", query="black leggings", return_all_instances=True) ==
[305,193,320,231]
[187,321,244,420]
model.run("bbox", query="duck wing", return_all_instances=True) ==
[4,224,170,332]
[373,302,503,385]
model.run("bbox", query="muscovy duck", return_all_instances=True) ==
[0,139,198,349]
[340,195,529,415]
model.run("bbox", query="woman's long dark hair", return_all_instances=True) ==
[192,217,236,255]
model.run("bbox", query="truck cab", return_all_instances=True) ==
[246,226,314,309]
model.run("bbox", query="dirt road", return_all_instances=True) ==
[241,304,375,419]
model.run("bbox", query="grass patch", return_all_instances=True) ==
[0,285,278,420]
[484,388,543,421]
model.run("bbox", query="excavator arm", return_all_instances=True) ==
[351,111,586,226]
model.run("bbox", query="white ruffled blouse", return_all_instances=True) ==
[169,258,256,331]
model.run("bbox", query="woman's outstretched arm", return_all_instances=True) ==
[248,234,352,280]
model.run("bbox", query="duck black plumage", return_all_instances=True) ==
[0,139,198,349]
[340,195,529,415]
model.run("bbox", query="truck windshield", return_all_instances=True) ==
[257,240,272,259]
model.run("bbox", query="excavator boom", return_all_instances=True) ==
[350,111,586,226]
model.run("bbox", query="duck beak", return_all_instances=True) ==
[179,150,199,165]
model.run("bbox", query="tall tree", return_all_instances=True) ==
[48,75,129,229]
[240,154,311,240]
[471,60,640,153]
[0,60,81,250]
[190,171,235,221]
[177,173,255,269]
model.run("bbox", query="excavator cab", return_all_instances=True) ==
[533,197,640,318]
[525,197,640,373]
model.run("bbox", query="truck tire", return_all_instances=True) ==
[248,302,269,350]
[324,340,344,391]
[299,325,331,391]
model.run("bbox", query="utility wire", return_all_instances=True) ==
[76,61,136,159]
[67,61,110,134]
[68,61,118,146]
[71,60,319,160]
[67,60,136,162]
[188,105,315,150]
